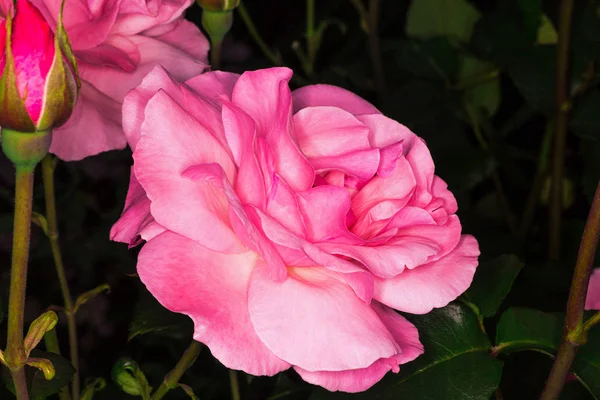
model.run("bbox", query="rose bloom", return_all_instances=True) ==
[586,268,600,310]
[112,66,480,392]
[0,0,209,160]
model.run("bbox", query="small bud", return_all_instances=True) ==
[24,310,58,358]
[196,0,240,12]
[201,10,234,43]
[0,0,79,133]
[112,358,152,398]
[26,357,56,380]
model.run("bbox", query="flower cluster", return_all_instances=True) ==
[111,66,480,392]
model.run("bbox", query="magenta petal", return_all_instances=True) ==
[13,0,56,124]
[292,84,380,115]
[138,232,290,375]
[232,68,314,191]
[357,114,415,149]
[374,235,480,314]
[372,302,423,364]
[585,268,600,310]
[248,264,401,372]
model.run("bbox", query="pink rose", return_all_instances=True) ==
[586,268,600,310]
[112,66,479,392]
[0,0,209,160]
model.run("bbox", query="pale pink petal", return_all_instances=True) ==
[50,81,125,160]
[138,232,290,375]
[232,68,314,191]
[78,24,207,102]
[122,65,184,151]
[357,114,415,149]
[133,91,242,252]
[292,84,380,115]
[351,156,416,218]
[248,265,401,372]
[111,0,194,35]
[374,235,480,314]
[110,170,154,245]
[31,0,121,50]
[585,268,600,310]
[297,186,356,243]
[295,303,423,393]
[293,106,370,157]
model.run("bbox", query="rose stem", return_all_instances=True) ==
[42,155,80,400]
[540,181,600,400]
[150,341,202,400]
[6,167,35,400]
[548,0,574,260]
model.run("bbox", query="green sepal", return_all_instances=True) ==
[36,0,79,131]
[26,357,56,380]
[0,10,36,132]
[201,10,234,42]
[197,0,240,12]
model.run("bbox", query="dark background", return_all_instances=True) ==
[1,0,600,398]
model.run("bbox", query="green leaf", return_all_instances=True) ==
[73,283,111,314]
[406,0,480,43]
[311,303,501,399]
[391,38,459,84]
[537,14,558,44]
[459,55,501,120]
[30,350,74,400]
[463,255,524,317]
[129,287,193,341]
[495,308,600,399]
[112,358,152,399]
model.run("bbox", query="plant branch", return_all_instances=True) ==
[229,370,241,400]
[549,0,575,260]
[150,341,202,400]
[237,2,282,66]
[540,181,600,400]
[5,167,35,400]
[42,155,80,400]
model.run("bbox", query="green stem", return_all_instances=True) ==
[6,167,35,400]
[540,181,600,400]
[581,311,600,334]
[305,0,315,75]
[549,0,574,261]
[44,329,72,400]
[42,156,80,400]
[229,370,241,400]
[211,36,223,70]
[367,0,384,98]
[150,341,202,400]
[237,2,281,66]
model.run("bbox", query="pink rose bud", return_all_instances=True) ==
[0,0,79,133]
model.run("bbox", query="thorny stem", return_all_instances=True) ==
[548,0,574,260]
[540,181,600,400]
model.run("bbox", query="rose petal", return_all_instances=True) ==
[374,235,480,314]
[248,264,401,372]
[585,268,600,310]
[292,84,380,115]
[138,231,290,375]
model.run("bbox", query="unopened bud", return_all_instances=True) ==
[196,0,240,12]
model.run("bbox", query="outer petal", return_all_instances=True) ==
[50,81,125,160]
[133,90,241,252]
[31,0,121,50]
[292,84,380,115]
[122,65,184,150]
[78,22,207,102]
[111,0,194,35]
[248,264,401,372]
[138,232,290,375]
[295,303,423,393]
[374,235,480,314]
[232,68,314,191]
[110,170,156,245]
[585,268,600,310]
